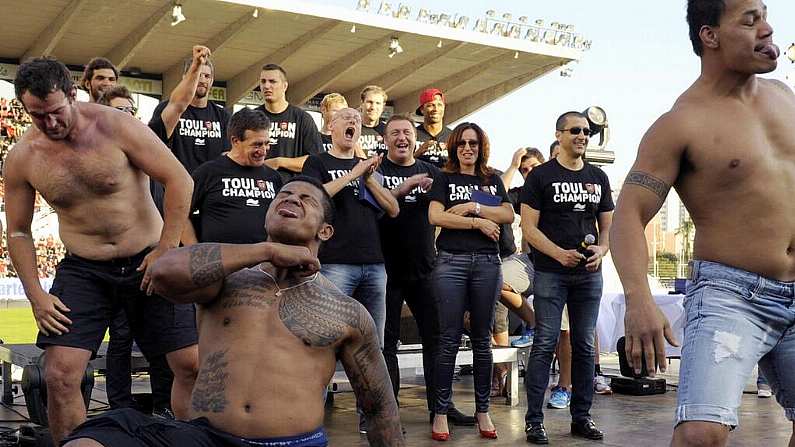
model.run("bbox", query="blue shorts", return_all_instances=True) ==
[677,260,795,428]
[62,408,328,446]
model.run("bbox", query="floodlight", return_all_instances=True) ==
[252,8,258,18]
[171,3,186,26]
[583,106,610,150]
[350,24,356,33]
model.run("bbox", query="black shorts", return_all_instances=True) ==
[37,248,197,359]
[62,408,329,447]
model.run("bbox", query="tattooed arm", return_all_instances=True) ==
[151,242,320,305]
[611,111,686,375]
[339,305,405,446]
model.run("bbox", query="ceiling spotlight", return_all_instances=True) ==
[252,8,258,18]
[514,51,519,59]
[171,2,186,26]
[388,36,403,58]
[788,43,795,63]
[350,24,356,33]
[437,39,443,48]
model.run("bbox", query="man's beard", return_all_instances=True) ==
[195,87,208,99]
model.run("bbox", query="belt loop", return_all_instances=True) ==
[687,260,698,281]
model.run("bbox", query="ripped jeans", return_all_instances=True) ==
[677,260,795,428]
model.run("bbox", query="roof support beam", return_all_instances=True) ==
[443,60,564,122]
[342,41,466,106]
[392,51,515,114]
[162,10,259,97]
[225,20,340,107]
[22,0,89,62]
[105,1,173,70]
[288,33,396,106]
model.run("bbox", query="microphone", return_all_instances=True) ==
[578,234,596,258]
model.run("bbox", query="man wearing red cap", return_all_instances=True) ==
[414,88,452,168]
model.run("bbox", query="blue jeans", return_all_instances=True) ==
[677,260,795,427]
[432,251,502,414]
[320,263,387,347]
[524,269,603,424]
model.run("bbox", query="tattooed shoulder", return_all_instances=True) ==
[278,273,364,348]
[624,171,670,200]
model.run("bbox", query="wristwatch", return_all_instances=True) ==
[474,202,481,216]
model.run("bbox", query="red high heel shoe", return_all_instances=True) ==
[431,431,451,441]
[476,416,498,439]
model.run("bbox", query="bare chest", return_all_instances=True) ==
[29,144,131,209]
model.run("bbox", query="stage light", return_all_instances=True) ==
[514,51,519,59]
[171,2,186,26]
[350,24,356,33]
[356,0,370,11]
[437,39,443,48]
[788,43,795,63]
[388,36,403,58]
[583,106,610,150]
[252,8,258,18]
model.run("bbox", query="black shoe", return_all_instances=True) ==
[525,423,549,444]
[358,413,367,434]
[448,407,476,426]
[571,419,604,440]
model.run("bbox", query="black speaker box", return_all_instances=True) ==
[611,376,667,395]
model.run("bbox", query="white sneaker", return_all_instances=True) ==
[758,384,773,398]
[594,375,613,395]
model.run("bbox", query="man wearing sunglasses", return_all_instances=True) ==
[520,111,613,444]
[612,2,795,446]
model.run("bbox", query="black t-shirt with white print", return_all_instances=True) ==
[148,101,231,173]
[415,124,452,168]
[428,171,510,254]
[360,122,387,158]
[255,104,322,182]
[520,158,614,273]
[190,155,282,244]
[320,133,333,153]
[378,158,440,281]
[302,152,384,264]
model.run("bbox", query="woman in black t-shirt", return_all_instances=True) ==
[427,123,514,440]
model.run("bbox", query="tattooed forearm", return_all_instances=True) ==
[189,244,225,287]
[191,349,230,413]
[342,308,404,445]
[624,171,670,200]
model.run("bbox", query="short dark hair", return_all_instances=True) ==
[229,108,271,143]
[687,0,726,56]
[283,175,335,225]
[182,57,215,75]
[97,85,133,106]
[261,63,288,81]
[384,113,416,134]
[549,140,560,157]
[82,57,118,90]
[15,57,74,101]
[555,111,588,131]
[522,147,545,164]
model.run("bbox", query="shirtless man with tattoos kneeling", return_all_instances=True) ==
[63,176,405,447]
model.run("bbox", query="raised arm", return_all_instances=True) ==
[158,45,210,139]
[151,242,320,305]
[339,306,405,446]
[501,148,528,190]
[363,157,398,218]
[611,111,686,375]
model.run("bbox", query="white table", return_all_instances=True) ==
[596,292,685,358]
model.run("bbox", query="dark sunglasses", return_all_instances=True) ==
[456,139,479,148]
[115,105,138,115]
[558,127,592,136]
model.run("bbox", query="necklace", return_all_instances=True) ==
[258,265,318,296]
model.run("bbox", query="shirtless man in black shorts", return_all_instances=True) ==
[62,176,404,447]
[3,58,197,444]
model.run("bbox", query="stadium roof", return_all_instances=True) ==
[0,0,587,120]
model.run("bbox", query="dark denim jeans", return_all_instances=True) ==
[383,276,439,411]
[524,269,603,424]
[321,263,387,347]
[432,251,502,414]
